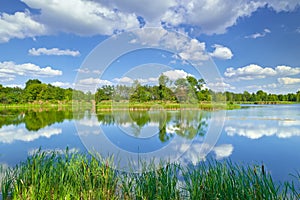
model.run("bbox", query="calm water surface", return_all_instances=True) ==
[0,104,299,183]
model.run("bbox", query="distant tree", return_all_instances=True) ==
[95,85,114,102]
[25,79,42,89]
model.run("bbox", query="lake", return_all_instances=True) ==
[0,104,299,183]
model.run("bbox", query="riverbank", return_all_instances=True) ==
[96,101,241,111]
[232,101,296,105]
[0,101,241,111]
[2,100,298,112]
[0,150,299,199]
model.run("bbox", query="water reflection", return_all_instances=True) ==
[0,108,210,144]
[96,110,209,142]
[225,105,300,140]
[0,109,75,131]
[0,125,62,143]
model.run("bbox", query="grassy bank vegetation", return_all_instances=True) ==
[1,150,299,199]
[96,101,241,111]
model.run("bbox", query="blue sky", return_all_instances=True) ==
[0,0,300,94]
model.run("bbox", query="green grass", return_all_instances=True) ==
[1,149,299,199]
[97,101,241,111]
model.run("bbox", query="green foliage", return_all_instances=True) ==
[1,150,299,199]
[1,78,299,105]
[0,79,92,104]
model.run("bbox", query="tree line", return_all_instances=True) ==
[95,75,300,103]
[0,79,86,104]
[0,77,299,104]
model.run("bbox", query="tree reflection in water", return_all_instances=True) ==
[96,110,209,142]
[0,108,209,142]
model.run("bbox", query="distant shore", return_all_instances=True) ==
[1,100,299,111]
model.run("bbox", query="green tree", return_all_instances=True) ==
[25,79,42,89]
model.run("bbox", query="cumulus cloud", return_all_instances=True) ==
[29,47,80,56]
[226,124,300,139]
[278,77,300,85]
[0,11,46,42]
[224,64,300,81]
[0,126,62,144]
[0,0,299,42]
[206,81,236,92]
[275,65,300,76]
[162,69,194,81]
[213,144,234,160]
[0,61,62,81]
[246,83,278,91]
[5,84,25,88]
[131,28,208,62]
[265,0,300,12]
[104,0,177,26]
[245,28,271,39]
[113,76,158,85]
[161,0,265,34]
[51,81,74,88]
[210,44,233,59]
[79,78,112,85]
[21,0,140,36]
[225,117,300,139]
[224,64,276,80]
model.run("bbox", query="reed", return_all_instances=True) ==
[0,149,299,199]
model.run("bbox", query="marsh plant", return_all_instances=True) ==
[0,149,299,199]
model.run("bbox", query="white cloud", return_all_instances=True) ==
[0,11,46,42]
[206,81,235,91]
[76,68,102,75]
[226,124,300,139]
[225,116,300,139]
[0,0,299,42]
[245,28,271,39]
[224,64,276,80]
[22,0,140,36]
[29,47,80,56]
[265,0,300,12]
[0,125,62,144]
[4,84,25,88]
[162,69,193,81]
[162,0,265,34]
[105,0,176,26]
[275,65,300,76]
[225,125,277,139]
[51,82,74,88]
[131,28,208,62]
[79,78,112,85]
[0,72,15,82]
[0,61,62,81]
[210,44,233,59]
[113,76,134,84]
[213,144,234,160]
[175,142,233,165]
[278,77,300,85]
[113,76,158,85]
[78,117,100,127]
[225,64,300,86]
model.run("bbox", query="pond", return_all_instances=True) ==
[0,104,299,183]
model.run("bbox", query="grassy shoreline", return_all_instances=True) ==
[96,101,241,111]
[1,100,298,111]
[0,150,299,199]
